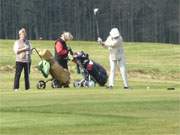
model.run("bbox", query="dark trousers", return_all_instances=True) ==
[57,59,68,69]
[13,62,31,90]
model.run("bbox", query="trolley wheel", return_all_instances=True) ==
[83,80,89,87]
[51,80,62,88]
[37,80,46,89]
[88,80,96,87]
[73,80,81,88]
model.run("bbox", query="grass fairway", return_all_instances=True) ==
[0,40,180,135]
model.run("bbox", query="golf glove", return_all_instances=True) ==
[97,37,102,44]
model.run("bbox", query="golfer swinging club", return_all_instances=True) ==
[97,28,129,89]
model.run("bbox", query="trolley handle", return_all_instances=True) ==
[31,48,43,60]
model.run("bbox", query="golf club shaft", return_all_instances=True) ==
[95,16,100,37]
[94,8,100,37]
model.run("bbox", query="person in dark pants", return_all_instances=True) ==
[54,32,73,87]
[13,28,32,91]
[54,32,73,69]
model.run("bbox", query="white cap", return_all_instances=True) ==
[109,28,120,38]
[61,32,73,41]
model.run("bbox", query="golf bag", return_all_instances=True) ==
[33,48,70,89]
[72,51,108,87]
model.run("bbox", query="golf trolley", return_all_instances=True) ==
[32,48,70,89]
[72,51,108,88]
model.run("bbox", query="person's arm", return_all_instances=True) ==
[104,36,123,48]
[17,47,29,54]
[104,36,115,47]
[13,41,18,54]
[97,37,107,48]
[98,36,114,48]
[13,41,30,54]
[55,41,68,57]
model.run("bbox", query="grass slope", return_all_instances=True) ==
[0,40,180,135]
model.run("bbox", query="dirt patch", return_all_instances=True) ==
[128,69,180,81]
[0,65,179,81]
[0,65,38,72]
[0,65,15,72]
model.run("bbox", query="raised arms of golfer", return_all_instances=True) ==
[98,36,123,48]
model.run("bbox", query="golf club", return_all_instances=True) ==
[93,8,100,37]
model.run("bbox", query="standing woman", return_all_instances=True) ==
[13,28,32,91]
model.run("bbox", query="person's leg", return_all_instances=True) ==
[24,63,30,90]
[108,58,116,87]
[118,57,128,88]
[13,62,23,90]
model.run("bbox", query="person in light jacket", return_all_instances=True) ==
[13,28,32,91]
[97,28,129,89]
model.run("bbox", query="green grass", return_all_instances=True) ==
[0,40,180,135]
[0,89,180,135]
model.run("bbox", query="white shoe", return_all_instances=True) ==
[14,89,18,92]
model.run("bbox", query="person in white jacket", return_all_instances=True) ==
[97,28,129,89]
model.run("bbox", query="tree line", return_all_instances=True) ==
[0,0,179,44]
